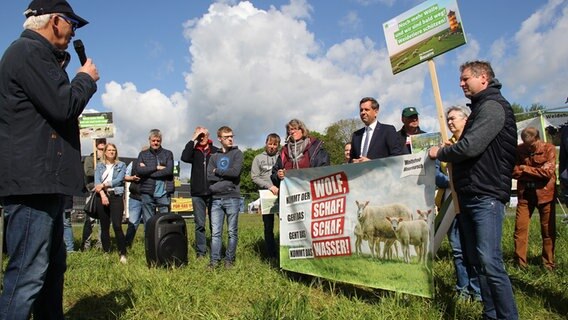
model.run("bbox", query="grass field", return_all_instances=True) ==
[44,207,568,319]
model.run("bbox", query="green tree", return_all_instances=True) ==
[512,102,547,122]
[239,147,264,201]
[323,118,359,165]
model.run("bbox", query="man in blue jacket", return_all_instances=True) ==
[137,129,175,223]
[0,1,99,318]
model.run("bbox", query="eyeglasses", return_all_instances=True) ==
[56,14,78,32]
[221,135,234,140]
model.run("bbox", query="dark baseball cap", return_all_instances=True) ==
[95,138,107,145]
[402,107,419,117]
[24,0,88,28]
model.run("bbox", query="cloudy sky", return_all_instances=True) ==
[1,0,566,177]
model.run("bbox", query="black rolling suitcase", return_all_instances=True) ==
[145,212,188,267]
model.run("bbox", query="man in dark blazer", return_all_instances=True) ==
[350,97,406,163]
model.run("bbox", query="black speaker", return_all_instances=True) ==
[145,213,188,267]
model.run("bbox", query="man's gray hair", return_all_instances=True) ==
[23,14,51,30]
[148,129,162,139]
[446,105,471,118]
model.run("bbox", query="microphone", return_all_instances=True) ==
[73,39,87,65]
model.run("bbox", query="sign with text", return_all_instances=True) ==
[279,152,436,298]
[383,0,467,74]
[79,112,115,139]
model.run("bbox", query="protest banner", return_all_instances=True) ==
[279,152,436,298]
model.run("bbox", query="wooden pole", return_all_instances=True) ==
[428,59,460,214]
[92,139,97,169]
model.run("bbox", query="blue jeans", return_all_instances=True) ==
[447,215,480,297]
[0,194,66,320]
[192,195,211,257]
[63,210,74,252]
[141,193,170,224]
[459,194,518,320]
[125,197,143,246]
[210,198,240,265]
[63,195,74,252]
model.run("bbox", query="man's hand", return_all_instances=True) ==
[277,169,286,180]
[269,185,279,196]
[428,146,440,159]
[352,156,370,163]
[78,59,99,82]
[192,127,207,141]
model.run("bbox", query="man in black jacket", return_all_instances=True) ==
[0,1,99,318]
[181,126,219,258]
[429,61,518,320]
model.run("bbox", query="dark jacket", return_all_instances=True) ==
[398,127,426,154]
[137,147,175,196]
[350,122,405,161]
[180,140,219,196]
[127,159,142,201]
[0,30,97,196]
[207,146,243,198]
[438,79,517,204]
[271,137,330,187]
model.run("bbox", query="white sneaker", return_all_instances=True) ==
[119,255,127,264]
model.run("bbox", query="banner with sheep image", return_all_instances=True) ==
[279,151,436,298]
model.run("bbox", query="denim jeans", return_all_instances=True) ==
[458,194,518,320]
[125,197,143,246]
[447,215,480,297]
[192,195,211,257]
[210,197,240,265]
[141,193,170,224]
[0,194,66,320]
[63,209,75,252]
[63,195,74,252]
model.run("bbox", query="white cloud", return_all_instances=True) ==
[280,0,312,19]
[339,11,362,34]
[498,0,568,107]
[98,1,429,159]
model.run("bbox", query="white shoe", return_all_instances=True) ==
[119,255,127,264]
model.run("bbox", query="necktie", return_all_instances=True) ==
[362,126,371,157]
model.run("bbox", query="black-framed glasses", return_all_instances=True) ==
[221,135,234,140]
[56,14,78,32]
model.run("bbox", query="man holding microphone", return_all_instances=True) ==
[0,1,99,318]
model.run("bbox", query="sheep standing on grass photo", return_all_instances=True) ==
[355,201,411,259]
[386,216,429,264]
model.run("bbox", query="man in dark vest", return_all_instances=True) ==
[429,60,518,320]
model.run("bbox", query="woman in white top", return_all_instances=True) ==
[94,143,127,263]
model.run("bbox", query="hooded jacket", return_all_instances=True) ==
[207,146,243,199]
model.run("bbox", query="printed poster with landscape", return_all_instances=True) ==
[383,0,467,74]
[279,152,436,298]
[79,112,115,139]
[409,132,442,154]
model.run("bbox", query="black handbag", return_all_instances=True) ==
[83,191,98,219]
